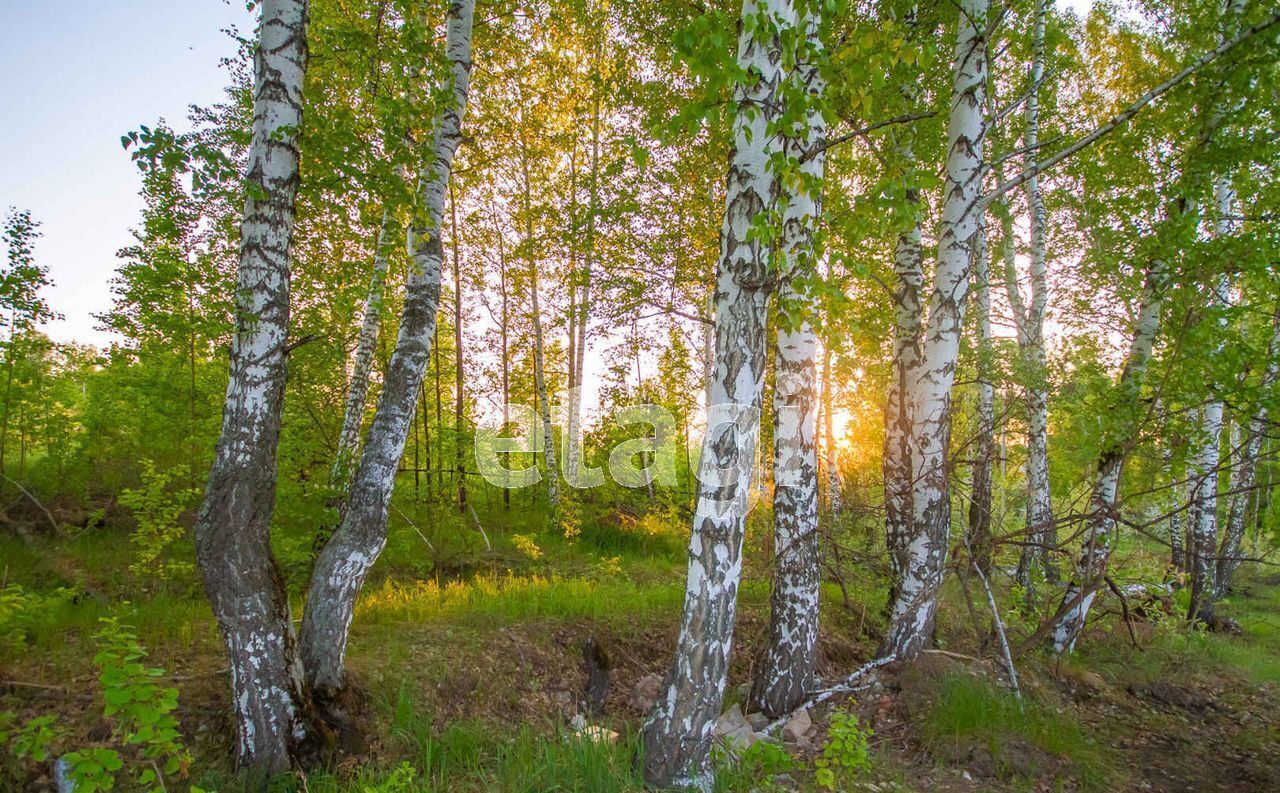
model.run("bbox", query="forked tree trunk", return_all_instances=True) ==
[881,0,988,662]
[639,1,788,785]
[751,14,826,717]
[193,0,314,773]
[1187,277,1231,622]
[299,0,475,697]
[1184,0,1247,620]
[1050,262,1166,655]
[1215,301,1279,599]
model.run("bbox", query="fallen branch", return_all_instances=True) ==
[761,654,897,736]
[0,472,59,534]
[973,562,1021,700]
[1105,576,1142,650]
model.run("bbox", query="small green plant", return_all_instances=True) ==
[119,460,197,580]
[61,748,124,792]
[9,714,68,763]
[91,617,191,791]
[512,533,544,561]
[2,710,70,787]
[711,738,797,792]
[814,707,874,789]
[362,761,418,792]
[0,583,74,653]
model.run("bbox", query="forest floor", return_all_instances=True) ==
[2,504,1279,791]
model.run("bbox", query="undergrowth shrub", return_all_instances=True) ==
[814,706,874,789]
[119,460,197,581]
[3,618,191,791]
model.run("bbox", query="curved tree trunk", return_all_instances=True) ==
[193,0,314,773]
[751,15,826,716]
[639,1,788,785]
[299,0,475,698]
[881,0,988,662]
[1050,262,1166,655]
[332,202,398,490]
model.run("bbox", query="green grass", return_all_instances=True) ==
[923,673,1111,788]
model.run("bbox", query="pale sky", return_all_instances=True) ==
[0,0,253,346]
[1,0,1093,349]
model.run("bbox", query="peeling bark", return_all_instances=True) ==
[881,0,988,662]
[299,0,475,697]
[751,12,825,717]
[639,0,789,785]
[193,0,314,773]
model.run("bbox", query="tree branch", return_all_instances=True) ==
[984,10,1280,206]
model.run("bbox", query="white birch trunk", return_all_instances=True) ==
[640,1,790,784]
[751,15,825,716]
[530,245,561,512]
[881,0,988,662]
[1187,173,1238,617]
[968,216,994,574]
[822,343,844,515]
[299,0,475,697]
[1018,0,1057,585]
[332,202,398,488]
[1216,303,1280,597]
[566,99,600,484]
[1051,262,1166,655]
[193,0,313,773]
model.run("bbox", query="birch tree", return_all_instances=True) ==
[1050,262,1166,654]
[640,0,790,784]
[882,3,926,605]
[1010,0,1057,587]
[332,203,397,489]
[192,0,314,772]
[1182,0,1246,623]
[299,0,476,699]
[751,2,826,718]
[881,0,988,661]
[1215,300,1280,598]
[968,218,994,574]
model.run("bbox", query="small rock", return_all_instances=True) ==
[570,713,588,731]
[782,708,812,743]
[746,711,769,731]
[553,689,574,708]
[630,673,664,713]
[715,703,750,737]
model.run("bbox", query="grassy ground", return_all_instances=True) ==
[2,502,1278,792]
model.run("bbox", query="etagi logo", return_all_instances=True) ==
[473,392,810,519]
